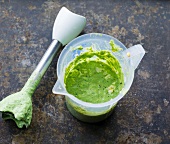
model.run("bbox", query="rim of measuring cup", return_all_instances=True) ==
[57,33,134,108]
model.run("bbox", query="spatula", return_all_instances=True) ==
[0,7,86,128]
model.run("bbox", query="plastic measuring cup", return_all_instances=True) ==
[52,33,145,122]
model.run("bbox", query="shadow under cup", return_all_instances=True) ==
[53,33,134,123]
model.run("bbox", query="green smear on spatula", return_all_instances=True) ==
[0,71,41,128]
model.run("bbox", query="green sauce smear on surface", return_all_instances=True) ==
[109,40,122,52]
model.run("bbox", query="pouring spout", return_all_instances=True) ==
[52,80,67,95]
[122,44,145,69]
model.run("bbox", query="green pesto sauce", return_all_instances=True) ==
[0,71,41,128]
[71,45,83,51]
[64,49,124,104]
[109,40,122,52]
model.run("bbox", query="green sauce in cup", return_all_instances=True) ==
[64,49,124,104]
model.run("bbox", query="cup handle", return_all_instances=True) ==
[122,44,145,69]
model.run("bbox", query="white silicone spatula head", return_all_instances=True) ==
[52,7,86,45]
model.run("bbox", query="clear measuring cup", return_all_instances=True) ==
[52,33,145,122]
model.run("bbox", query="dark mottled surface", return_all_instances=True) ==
[0,0,170,144]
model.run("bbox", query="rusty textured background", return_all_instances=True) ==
[0,0,170,144]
